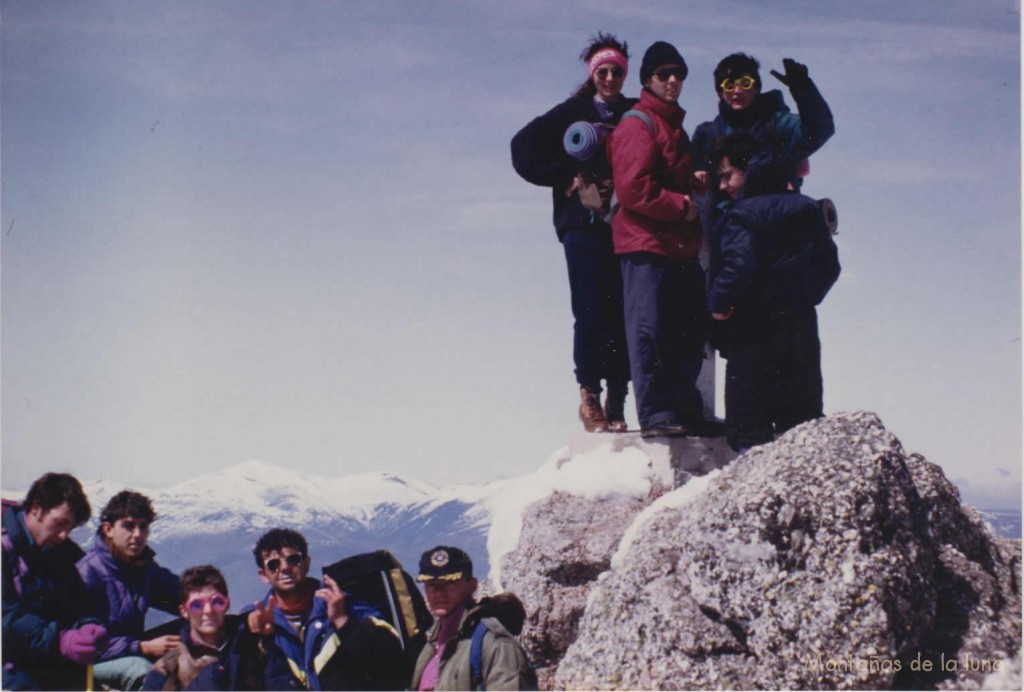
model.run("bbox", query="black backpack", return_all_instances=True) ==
[322,550,434,669]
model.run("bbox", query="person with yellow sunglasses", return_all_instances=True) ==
[691,53,834,220]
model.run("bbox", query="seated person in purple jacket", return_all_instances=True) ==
[142,565,263,690]
[3,473,109,690]
[77,490,181,690]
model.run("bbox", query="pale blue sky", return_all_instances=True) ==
[2,1,1020,509]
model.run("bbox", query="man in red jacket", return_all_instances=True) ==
[607,41,720,438]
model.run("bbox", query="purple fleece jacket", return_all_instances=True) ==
[76,537,179,660]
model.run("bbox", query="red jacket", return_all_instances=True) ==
[607,89,702,262]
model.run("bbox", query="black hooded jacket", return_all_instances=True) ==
[511,94,637,240]
[707,151,840,317]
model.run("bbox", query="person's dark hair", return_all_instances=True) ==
[253,528,308,567]
[99,490,156,529]
[179,564,228,602]
[572,32,629,98]
[23,473,91,525]
[711,133,764,171]
[714,53,762,94]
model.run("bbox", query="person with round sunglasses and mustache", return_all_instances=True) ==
[141,565,264,690]
[241,528,406,690]
[691,52,835,224]
[511,32,636,434]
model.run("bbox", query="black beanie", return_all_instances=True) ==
[640,41,688,85]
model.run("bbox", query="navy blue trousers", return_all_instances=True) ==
[563,227,630,391]
[723,306,823,450]
[620,252,708,429]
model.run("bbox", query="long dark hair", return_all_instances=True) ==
[572,32,629,99]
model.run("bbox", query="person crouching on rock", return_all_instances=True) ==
[410,546,536,691]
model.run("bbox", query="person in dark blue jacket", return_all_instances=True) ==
[2,473,108,690]
[511,33,637,433]
[707,134,840,452]
[693,53,834,183]
[141,565,263,690]
[242,528,407,690]
[78,490,181,690]
[692,53,834,234]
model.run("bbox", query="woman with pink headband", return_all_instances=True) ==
[511,33,636,433]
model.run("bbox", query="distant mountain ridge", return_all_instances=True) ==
[2,456,1018,624]
[4,460,499,613]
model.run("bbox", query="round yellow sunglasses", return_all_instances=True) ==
[719,76,756,92]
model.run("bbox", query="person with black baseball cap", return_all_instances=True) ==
[410,546,535,691]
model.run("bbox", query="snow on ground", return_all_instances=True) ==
[611,470,720,569]
[479,441,670,589]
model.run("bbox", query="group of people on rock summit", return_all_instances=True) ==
[2,473,536,690]
[512,34,839,453]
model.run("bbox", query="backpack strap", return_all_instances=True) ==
[620,109,655,135]
[469,620,488,691]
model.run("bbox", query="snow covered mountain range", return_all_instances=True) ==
[6,459,512,611]
[7,445,645,614]
[3,447,1019,623]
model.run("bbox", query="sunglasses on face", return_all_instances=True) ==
[719,76,756,92]
[595,66,624,79]
[264,553,304,573]
[186,595,228,614]
[653,67,686,82]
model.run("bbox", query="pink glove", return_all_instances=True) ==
[59,624,108,665]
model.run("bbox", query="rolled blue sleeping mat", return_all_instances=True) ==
[563,121,609,162]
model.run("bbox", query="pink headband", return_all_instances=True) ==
[588,48,628,78]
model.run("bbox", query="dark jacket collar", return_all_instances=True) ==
[740,150,790,199]
[3,505,86,563]
[178,621,229,657]
[3,505,30,550]
[257,577,326,621]
[594,94,635,116]
[717,89,788,127]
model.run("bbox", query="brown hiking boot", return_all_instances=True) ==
[579,386,610,433]
[604,385,628,433]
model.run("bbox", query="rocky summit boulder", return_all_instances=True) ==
[501,492,653,689]
[547,412,1020,690]
[498,435,734,689]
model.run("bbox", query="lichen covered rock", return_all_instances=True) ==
[547,412,1020,690]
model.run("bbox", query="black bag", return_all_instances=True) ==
[322,550,433,668]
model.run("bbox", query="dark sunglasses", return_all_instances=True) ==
[595,66,624,79]
[264,553,304,573]
[186,594,228,614]
[653,67,686,82]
